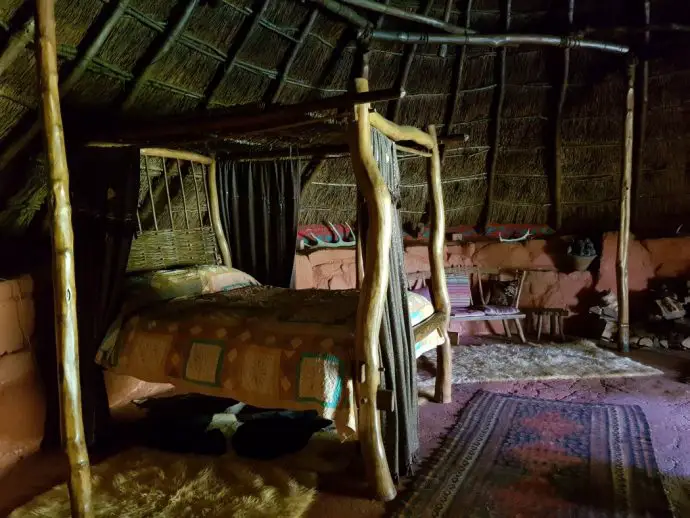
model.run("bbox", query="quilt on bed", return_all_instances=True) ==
[97,286,360,435]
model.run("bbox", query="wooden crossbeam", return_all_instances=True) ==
[388,0,434,123]
[266,8,318,104]
[483,0,511,230]
[201,0,271,109]
[0,0,130,172]
[121,0,199,111]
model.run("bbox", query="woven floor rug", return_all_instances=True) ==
[394,391,673,518]
[418,339,663,386]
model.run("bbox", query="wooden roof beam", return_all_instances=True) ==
[266,8,318,104]
[442,0,473,138]
[94,87,404,143]
[0,17,34,77]
[0,0,130,172]
[201,0,272,110]
[388,0,434,123]
[308,0,371,29]
[121,0,199,111]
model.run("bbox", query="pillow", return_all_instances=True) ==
[126,266,260,305]
[488,279,519,307]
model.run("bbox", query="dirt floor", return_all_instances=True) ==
[1,347,688,517]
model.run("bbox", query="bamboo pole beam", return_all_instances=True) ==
[396,144,431,157]
[0,18,35,77]
[483,0,511,230]
[632,0,650,231]
[617,63,636,354]
[370,30,630,54]
[340,0,475,35]
[140,147,213,164]
[0,1,129,173]
[388,0,434,123]
[121,0,199,111]
[369,112,434,150]
[427,125,452,404]
[35,1,93,516]
[267,9,317,104]
[350,77,396,502]
[443,0,473,138]
[553,0,574,230]
[202,0,271,109]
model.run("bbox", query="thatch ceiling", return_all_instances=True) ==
[0,0,689,238]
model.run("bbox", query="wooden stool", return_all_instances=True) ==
[523,308,567,342]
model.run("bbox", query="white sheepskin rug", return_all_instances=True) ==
[417,339,663,386]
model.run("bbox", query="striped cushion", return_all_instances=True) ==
[446,271,472,310]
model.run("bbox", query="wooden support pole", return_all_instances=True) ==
[121,0,199,111]
[632,0,650,231]
[208,159,232,267]
[368,112,434,150]
[427,125,452,404]
[483,0,511,230]
[350,77,396,502]
[617,63,636,354]
[202,0,271,109]
[35,1,93,516]
[553,0,574,230]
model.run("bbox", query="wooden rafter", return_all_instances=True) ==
[0,17,34,77]
[121,0,199,111]
[202,0,271,109]
[0,0,130,172]
[388,0,434,123]
[553,0,575,230]
[266,8,318,104]
[443,0,473,138]
[632,0,650,231]
[483,0,511,230]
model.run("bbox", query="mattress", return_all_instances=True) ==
[96,267,444,436]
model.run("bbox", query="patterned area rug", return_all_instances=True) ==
[418,340,663,386]
[394,391,673,517]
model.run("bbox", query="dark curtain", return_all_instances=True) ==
[359,129,419,480]
[38,147,141,448]
[216,159,300,287]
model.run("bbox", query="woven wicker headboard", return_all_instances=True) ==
[127,148,231,272]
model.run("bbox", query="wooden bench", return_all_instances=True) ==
[447,267,527,343]
[523,307,567,342]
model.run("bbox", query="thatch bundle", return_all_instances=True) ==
[0,0,688,237]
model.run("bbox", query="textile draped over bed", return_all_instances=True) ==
[361,129,420,480]
[216,159,300,287]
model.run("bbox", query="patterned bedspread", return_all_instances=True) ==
[97,287,361,436]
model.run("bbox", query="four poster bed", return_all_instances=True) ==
[65,80,450,504]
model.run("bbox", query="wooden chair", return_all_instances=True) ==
[447,267,527,343]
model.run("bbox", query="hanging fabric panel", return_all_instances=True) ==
[216,159,300,287]
[359,129,420,480]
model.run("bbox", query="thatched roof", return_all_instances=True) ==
[0,0,689,238]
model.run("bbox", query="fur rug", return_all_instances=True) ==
[418,340,663,386]
[10,447,316,518]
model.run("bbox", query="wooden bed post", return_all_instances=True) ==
[426,126,452,403]
[208,158,232,267]
[617,62,635,353]
[35,0,93,516]
[350,77,396,502]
